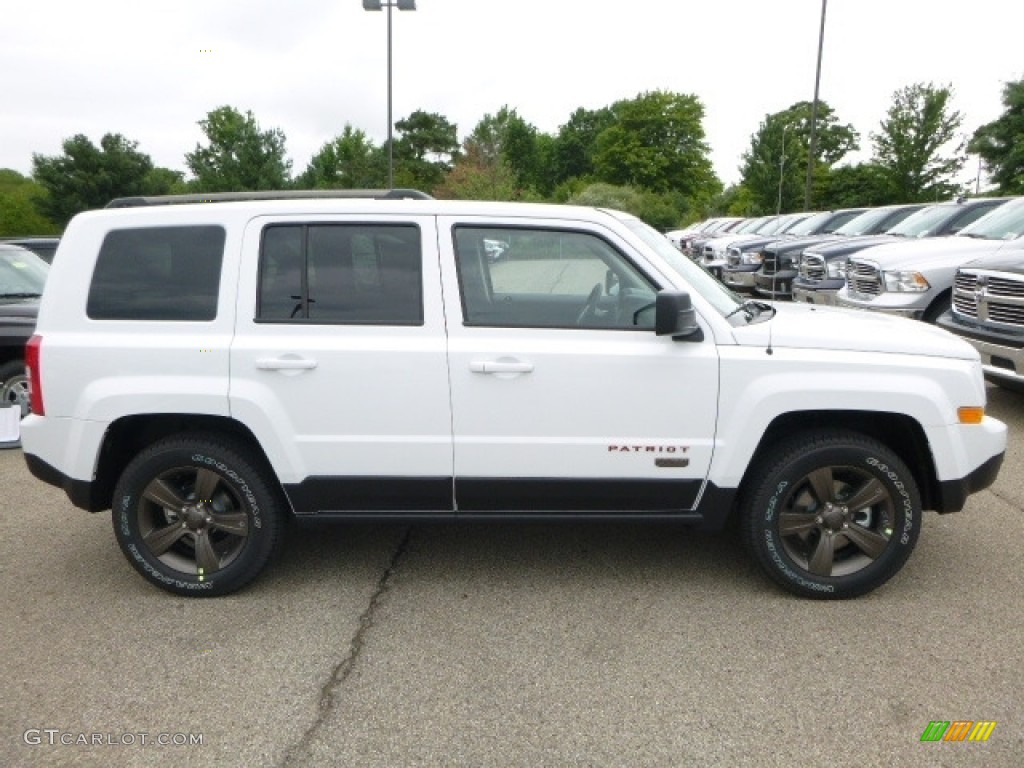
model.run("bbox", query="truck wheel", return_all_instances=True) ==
[742,431,921,599]
[0,360,30,417]
[112,434,284,596]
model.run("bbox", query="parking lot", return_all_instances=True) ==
[1,387,1021,767]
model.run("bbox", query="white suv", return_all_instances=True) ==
[21,192,1006,599]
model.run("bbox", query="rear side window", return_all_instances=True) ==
[258,223,422,325]
[87,226,226,321]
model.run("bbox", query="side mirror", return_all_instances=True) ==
[655,290,703,340]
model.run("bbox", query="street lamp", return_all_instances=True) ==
[362,0,417,189]
[804,0,827,210]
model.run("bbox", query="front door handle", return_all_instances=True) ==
[469,360,534,374]
[256,356,318,371]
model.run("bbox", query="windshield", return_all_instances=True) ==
[622,217,743,318]
[885,205,951,237]
[833,207,896,236]
[958,198,1024,240]
[0,247,49,296]
[784,211,831,236]
[732,217,769,234]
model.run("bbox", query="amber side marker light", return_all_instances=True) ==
[958,407,985,424]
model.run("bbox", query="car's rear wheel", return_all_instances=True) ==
[112,434,284,596]
[742,431,921,599]
[0,360,30,418]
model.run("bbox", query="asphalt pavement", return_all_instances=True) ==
[1,386,1022,767]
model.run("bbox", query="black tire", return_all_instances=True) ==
[922,292,951,324]
[742,431,921,599]
[0,359,29,417]
[112,434,284,596]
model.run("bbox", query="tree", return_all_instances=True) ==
[551,106,616,188]
[969,78,1024,194]
[32,134,180,226]
[871,83,965,202]
[296,125,385,189]
[185,106,291,192]
[816,163,894,208]
[567,183,680,231]
[0,170,60,235]
[392,110,459,192]
[739,102,859,213]
[434,142,518,201]
[591,90,720,200]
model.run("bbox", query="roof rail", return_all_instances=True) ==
[105,188,433,208]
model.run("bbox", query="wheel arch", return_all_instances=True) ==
[733,410,940,515]
[93,414,290,514]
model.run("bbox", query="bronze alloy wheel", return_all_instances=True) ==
[113,434,283,596]
[135,465,251,578]
[744,430,921,599]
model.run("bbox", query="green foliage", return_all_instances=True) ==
[816,163,895,208]
[434,142,519,201]
[296,125,385,189]
[0,170,60,235]
[740,102,859,213]
[393,110,460,192]
[567,183,681,231]
[871,82,965,202]
[31,134,179,226]
[459,107,544,196]
[185,106,291,192]
[552,107,616,188]
[592,91,720,199]
[969,79,1024,194]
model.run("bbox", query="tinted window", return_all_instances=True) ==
[454,226,657,330]
[258,223,422,325]
[87,226,225,321]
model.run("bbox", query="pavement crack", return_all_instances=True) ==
[279,526,413,767]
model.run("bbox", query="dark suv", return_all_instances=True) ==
[1,244,49,416]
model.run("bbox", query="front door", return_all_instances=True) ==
[438,216,719,515]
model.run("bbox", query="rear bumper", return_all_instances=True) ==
[24,452,104,511]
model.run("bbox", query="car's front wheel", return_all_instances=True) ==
[112,434,285,596]
[742,431,921,599]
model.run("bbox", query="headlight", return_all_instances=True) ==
[740,251,763,265]
[881,270,930,292]
[826,260,846,278]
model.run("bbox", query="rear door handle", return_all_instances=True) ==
[256,356,318,370]
[469,360,534,374]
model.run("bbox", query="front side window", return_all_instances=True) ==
[453,226,657,330]
[87,226,225,321]
[258,223,422,325]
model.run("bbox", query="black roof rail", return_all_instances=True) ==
[105,188,433,208]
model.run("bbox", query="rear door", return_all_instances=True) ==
[438,215,720,515]
[230,214,454,514]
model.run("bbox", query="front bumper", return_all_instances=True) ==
[936,316,1024,388]
[721,265,759,289]
[753,269,797,298]
[836,291,928,320]
[792,285,841,305]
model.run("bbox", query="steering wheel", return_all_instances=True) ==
[575,283,603,325]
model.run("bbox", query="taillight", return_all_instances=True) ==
[26,334,44,416]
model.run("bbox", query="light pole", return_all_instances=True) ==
[804,0,827,210]
[362,0,417,189]
[777,123,788,215]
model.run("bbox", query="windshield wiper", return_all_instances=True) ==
[0,291,43,298]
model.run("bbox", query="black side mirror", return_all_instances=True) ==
[655,290,702,340]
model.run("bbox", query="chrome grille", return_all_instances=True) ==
[953,269,1024,328]
[727,247,741,266]
[800,255,825,281]
[846,259,881,296]
[761,251,779,275]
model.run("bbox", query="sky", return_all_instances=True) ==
[2,0,1021,189]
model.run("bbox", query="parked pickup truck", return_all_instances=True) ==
[837,197,1024,323]
[792,198,1012,306]
[937,246,1024,392]
[1,244,49,417]
[20,191,1006,599]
